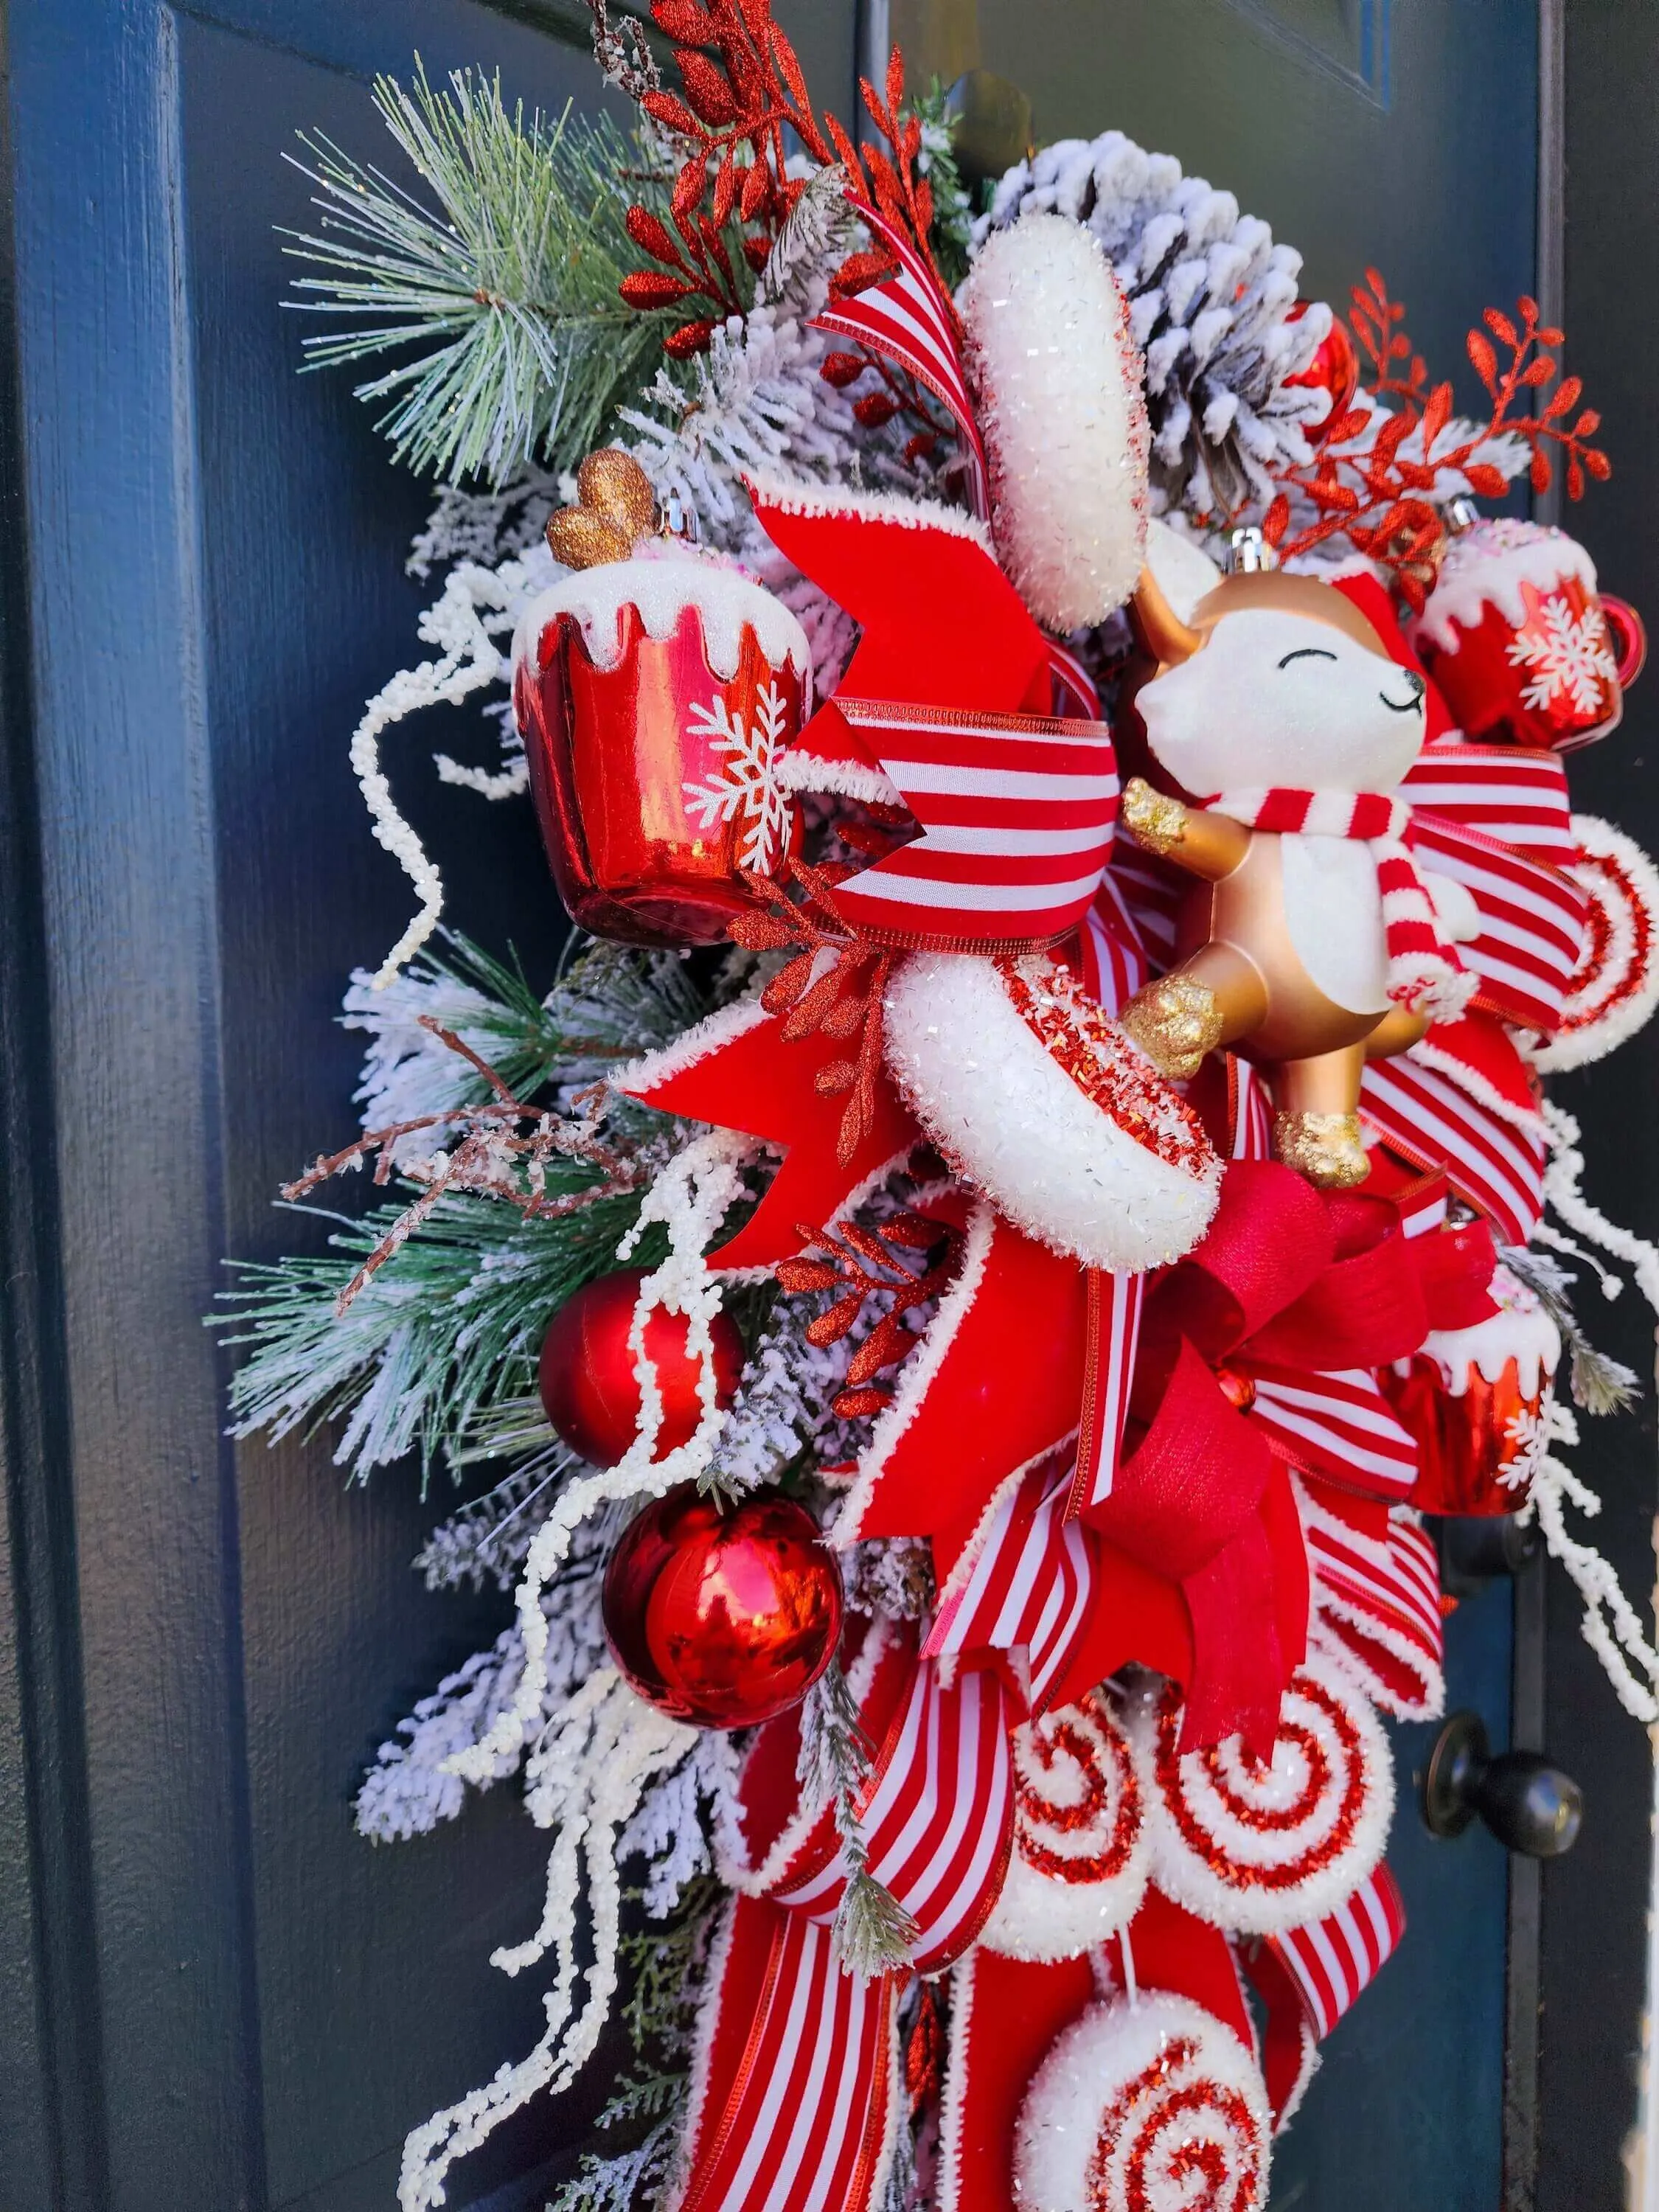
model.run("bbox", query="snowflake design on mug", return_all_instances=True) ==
[1507,597,1619,713]
[681,680,793,873]
[1499,1393,1551,1491]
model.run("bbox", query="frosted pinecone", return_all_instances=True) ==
[974,131,1332,524]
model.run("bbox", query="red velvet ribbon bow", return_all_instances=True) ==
[1090,1161,1495,1751]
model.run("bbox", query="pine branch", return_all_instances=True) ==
[281,60,678,483]
[1498,1245,1639,1417]
[912,83,973,292]
[796,1663,918,1974]
[214,1181,662,1486]
[212,933,724,1486]
[415,1450,578,1590]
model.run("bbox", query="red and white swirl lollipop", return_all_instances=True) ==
[1530,815,1659,1072]
[978,1695,1149,1961]
[1134,1654,1393,1935]
[1015,1992,1271,2212]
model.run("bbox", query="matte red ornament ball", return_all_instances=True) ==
[602,1484,844,1729]
[538,1267,745,1469]
[1285,302,1360,428]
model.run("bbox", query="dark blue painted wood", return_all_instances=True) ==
[0,4,661,2206]
[1540,13,1659,2205]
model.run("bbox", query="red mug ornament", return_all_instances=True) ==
[538,1267,745,1470]
[1409,516,1645,751]
[513,531,810,947]
[602,1484,843,1728]
[1381,1265,1562,1514]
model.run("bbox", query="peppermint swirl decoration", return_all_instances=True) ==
[1136,1653,1393,1935]
[980,1696,1148,1961]
[1015,1992,1270,2212]
[1532,815,1659,1071]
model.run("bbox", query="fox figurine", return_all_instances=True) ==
[1116,533,1479,1188]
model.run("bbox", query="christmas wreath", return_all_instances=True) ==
[220,12,1659,2209]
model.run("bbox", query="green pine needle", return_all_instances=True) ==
[281,58,675,483]
[215,1180,659,1489]
[215,934,716,1488]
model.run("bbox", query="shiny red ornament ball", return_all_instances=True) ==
[1285,302,1360,430]
[538,1268,744,1469]
[602,1484,844,1728]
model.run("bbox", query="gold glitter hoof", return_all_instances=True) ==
[1273,1110,1371,1189]
[1119,975,1225,1080]
[1120,776,1189,857]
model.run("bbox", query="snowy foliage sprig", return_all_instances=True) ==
[215,936,717,1484]
[283,64,676,484]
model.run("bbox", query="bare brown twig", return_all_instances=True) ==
[280,1024,651,1317]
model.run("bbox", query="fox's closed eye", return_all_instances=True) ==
[1277,647,1338,669]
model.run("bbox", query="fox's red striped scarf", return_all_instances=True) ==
[1206,786,1477,1023]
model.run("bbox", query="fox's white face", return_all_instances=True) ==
[1137,607,1428,798]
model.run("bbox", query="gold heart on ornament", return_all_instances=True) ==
[545,448,657,570]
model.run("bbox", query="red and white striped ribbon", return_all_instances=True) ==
[773,1659,1015,1974]
[1070,1267,1145,1517]
[812,201,990,518]
[1047,638,1104,720]
[1360,1050,1545,1246]
[1248,1364,1419,1499]
[829,697,1119,945]
[1299,1484,1444,1719]
[1107,841,1184,966]
[925,1458,1096,1713]
[1392,1172,1450,1239]
[1231,1064,1276,1162]
[1401,742,1576,865]
[1265,1863,1407,2042]
[1077,873,1152,1015]
[672,1897,898,2212]
[1405,812,1587,1033]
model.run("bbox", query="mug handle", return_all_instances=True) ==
[1601,593,1648,689]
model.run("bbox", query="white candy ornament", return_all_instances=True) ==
[1132,1655,1394,1936]
[882,947,1222,1271]
[1015,1992,1271,2212]
[979,1698,1149,1962]
[962,211,1150,633]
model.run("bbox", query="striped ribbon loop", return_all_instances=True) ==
[1267,1862,1408,2040]
[925,1456,1097,1714]
[1069,1269,1146,1519]
[772,1658,1016,1976]
[1245,1862,1408,2129]
[1299,1478,1445,1719]
[826,698,1120,946]
[811,200,991,520]
[1248,1364,1420,1499]
[1400,742,1576,863]
[1077,873,1153,1015]
[1405,811,1587,1033]
[1360,1049,1546,1246]
[671,1898,899,2212]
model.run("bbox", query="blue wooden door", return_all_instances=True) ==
[0,4,1631,2211]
